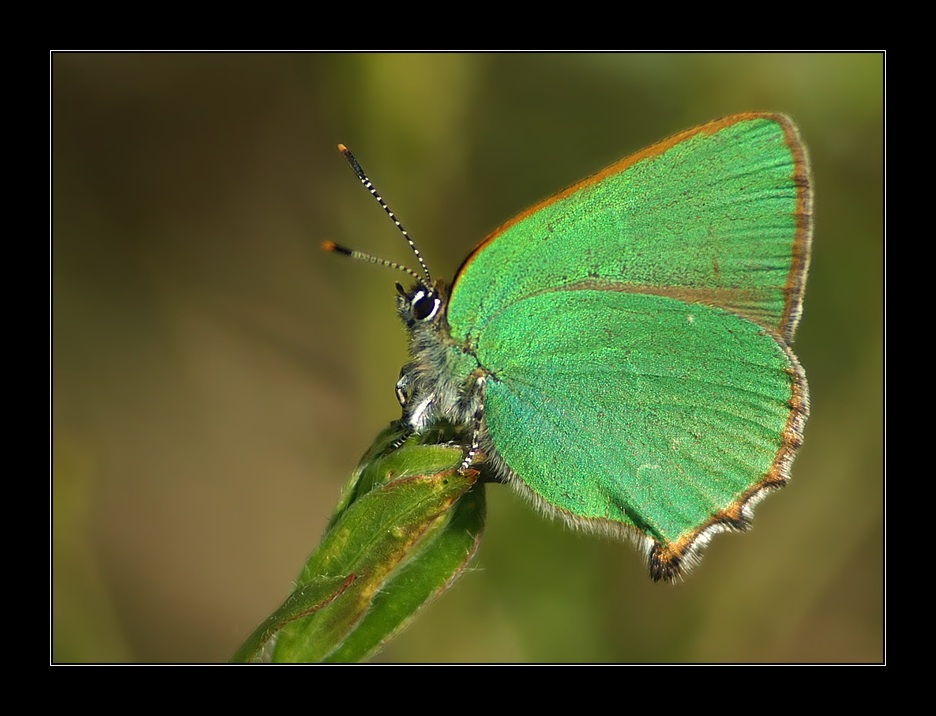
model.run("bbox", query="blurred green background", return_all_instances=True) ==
[52,53,883,663]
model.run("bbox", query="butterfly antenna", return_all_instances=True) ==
[337,144,433,285]
[322,241,426,285]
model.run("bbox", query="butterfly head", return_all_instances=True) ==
[396,280,448,329]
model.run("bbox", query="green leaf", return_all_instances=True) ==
[233,422,486,663]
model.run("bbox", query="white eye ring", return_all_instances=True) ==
[411,290,441,322]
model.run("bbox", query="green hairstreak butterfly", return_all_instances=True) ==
[327,113,811,582]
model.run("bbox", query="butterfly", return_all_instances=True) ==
[327,113,811,582]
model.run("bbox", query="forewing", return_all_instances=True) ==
[449,114,811,346]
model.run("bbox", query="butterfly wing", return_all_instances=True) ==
[447,114,811,580]
[449,113,811,345]
[476,289,807,580]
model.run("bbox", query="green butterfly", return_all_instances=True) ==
[331,113,811,582]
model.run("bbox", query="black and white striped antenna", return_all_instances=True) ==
[324,144,432,288]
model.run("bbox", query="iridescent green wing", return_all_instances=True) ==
[449,113,811,346]
[446,114,811,580]
[476,290,806,580]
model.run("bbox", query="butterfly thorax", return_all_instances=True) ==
[396,281,486,437]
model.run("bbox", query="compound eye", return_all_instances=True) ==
[411,290,441,322]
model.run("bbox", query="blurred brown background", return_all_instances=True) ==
[52,53,883,663]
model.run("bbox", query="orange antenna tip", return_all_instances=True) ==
[322,240,353,256]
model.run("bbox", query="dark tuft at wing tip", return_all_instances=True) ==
[648,547,682,583]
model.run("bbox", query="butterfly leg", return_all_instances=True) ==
[397,360,438,433]
[459,372,487,473]
[388,422,414,451]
